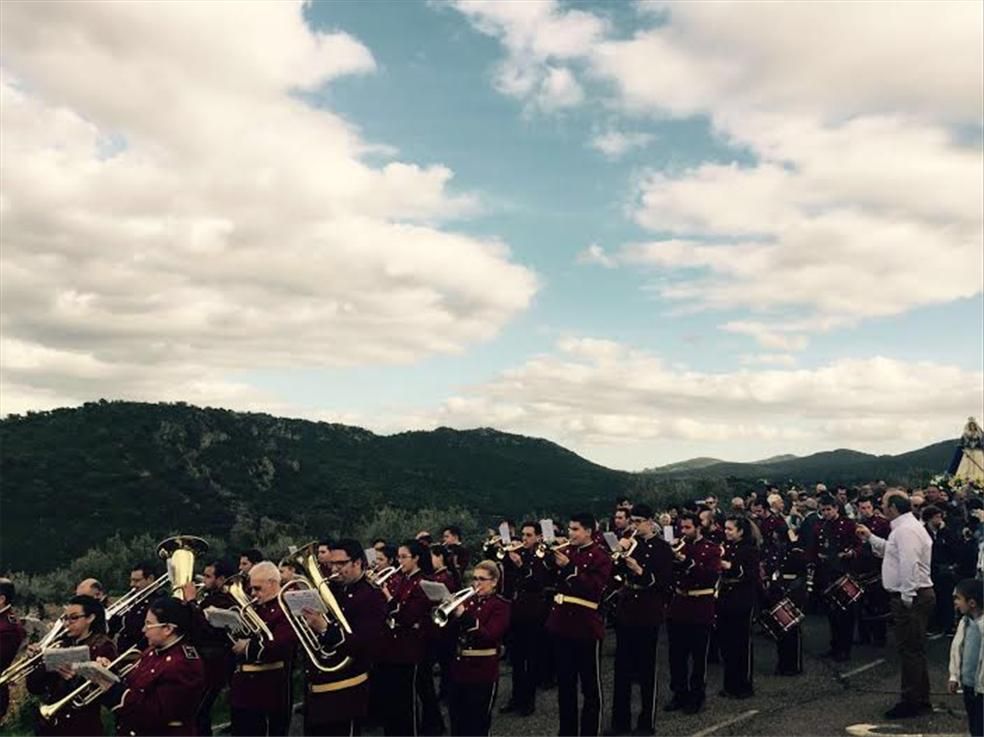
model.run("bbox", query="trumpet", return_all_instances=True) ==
[432,587,478,628]
[225,574,274,642]
[494,542,524,560]
[611,530,638,561]
[367,566,398,588]
[0,620,68,687]
[535,539,570,559]
[277,542,352,673]
[38,646,141,721]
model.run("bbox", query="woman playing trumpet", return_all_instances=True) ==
[444,560,511,737]
[26,595,116,736]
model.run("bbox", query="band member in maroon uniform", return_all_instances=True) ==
[717,517,760,699]
[94,598,204,736]
[27,595,117,736]
[441,527,471,573]
[763,527,807,676]
[0,579,26,721]
[809,495,861,662]
[185,559,237,736]
[377,540,433,736]
[545,513,613,737]
[611,504,673,736]
[446,560,511,736]
[665,512,722,715]
[424,544,461,727]
[110,562,162,653]
[501,521,549,717]
[229,561,297,736]
[300,539,387,736]
[856,497,890,647]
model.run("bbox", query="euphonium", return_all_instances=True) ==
[277,542,352,673]
[38,645,141,721]
[156,535,209,598]
[225,574,274,642]
[432,587,478,628]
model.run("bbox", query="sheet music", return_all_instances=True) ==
[663,526,675,543]
[282,588,326,615]
[204,607,244,631]
[602,531,621,552]
[73,661,120,684]
[540,518,556,543]
[43,646,91,671]
[364,548,378,567]
[419,580,451,603]
[498,522,512,545]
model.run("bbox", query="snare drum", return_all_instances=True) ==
[760,597,805,640]
[822,574,864,611]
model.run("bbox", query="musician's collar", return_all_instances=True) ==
[433,566,447,575]
[156,634,185,653]
[0,604,9,615]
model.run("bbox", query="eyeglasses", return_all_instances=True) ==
[142,622,170,631]
[329,559,352,567]
[60,614,89,623]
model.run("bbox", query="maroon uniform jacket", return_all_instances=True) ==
[426,567,460,645]
[104,638,205,736]
[0,606,25,719]
[229,597,297,713]
[763,542,808,607]
[668,537,723,626]
[718,541,761,613]
[449,594,511,685]
[545,541,613,641]
[856,515,891,582]
[504,547,550,624]
[808,515,862,583]
[306,575,387,724]
[379,569,430,664]
[616,535,673,628]
[28,631,116,736]
[702,525,726,546]
[189,589,236,692]
[757,512,788,542]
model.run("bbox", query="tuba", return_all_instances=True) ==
[277,542,352,673]
[432,587,478,628]
[157,535,209,598]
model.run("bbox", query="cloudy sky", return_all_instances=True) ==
[1,0,982,470]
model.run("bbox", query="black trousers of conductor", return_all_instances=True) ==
[666,620,710,707]
[554,636,603,737]
[612,624,660,733]
[449,679,498,737]
[509,620,540,711]
[374,662,418,737]
[718,608,754,696]
[230,708,290,737]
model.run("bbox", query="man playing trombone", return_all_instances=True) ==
[110,561,164,653]
[228,561,297,737]
[0,579,26,721]
[299,539,387,736]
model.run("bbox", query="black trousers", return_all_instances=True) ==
[230,708,290,736]
[449,680,497,737]
[827,602,856,657]
[666,620,710,707]
[775,624,803,675]
[858,585,889,646]
[305,717,361,736]
[718,608,754,696]
[416,655,445,735]
[963,686,983,737]
[375,662,418,737]
[554,636,603,737]
[612,624,659,732]
[195,681,225,736]
[509,620,540,711]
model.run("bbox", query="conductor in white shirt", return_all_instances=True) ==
[857,490,935,719]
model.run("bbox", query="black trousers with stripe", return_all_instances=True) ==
[554,636,603,737]
[718,607,754,695]
[666,620,710,706]
[612,624,660,732]
[449,680,497,736]
[374,662,418,737]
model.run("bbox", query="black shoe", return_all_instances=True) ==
[633,725,654,736]
[605,727,630,736]
[683,695,705,715]
[500,702,517,714]
[718,689,736,699]
[733,689,755,700]
[517,705,535,717]
[664,698,686,712]
[884,702,932,719]
[820,650,836,659]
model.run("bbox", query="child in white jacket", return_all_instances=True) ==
[949,578,983,737]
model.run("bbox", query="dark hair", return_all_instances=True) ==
[569,512,597,532]
[921,505,943,521]
[400,540,434,575]
[131,561,157,579]
[429,544,460,585]
[149,597,192,633]
[441,525,463,540]
[279,560,299,572]
[817,495,838,509]
[417,533,433,546]
[615,496,631,506]
[631,503,654,519]
[885,494,911,515]
[209,559,235,579]
[954,578,983,608]
[520,521,542,536]
[68,595,107,634]
[333,539,367,568]
[371,538,387,547]
[678,511,700,527]
[317,540,334,550]
[240,549,263,564]
[613,508,629,518]
[0,578,14,605]
[378,544,398,565]
[725,516,758,546]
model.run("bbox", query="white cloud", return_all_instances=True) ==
[536,66,584,111]
[0,1,538,413]
[589,129,654,159]
[392,338,984,468]
[576,244,617,269]
[739,354,797,368]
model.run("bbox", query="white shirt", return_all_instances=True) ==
[868,511,933,605]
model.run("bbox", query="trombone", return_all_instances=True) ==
[104,573,170,622]
[0,619,68,687]
[277,542,352,673]
[38,646,141,721]
[432,587,478,628]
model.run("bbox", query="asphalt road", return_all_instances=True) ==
[281,613,970,737]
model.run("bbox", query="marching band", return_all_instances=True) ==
[1,485,983,737]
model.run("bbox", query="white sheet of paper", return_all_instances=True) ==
[420,580,452,603]
[73,661,120,684]
[282,588,326,615]
[602,531,621,552]
[204,607,244,631]
[364,548,377,567]
[498,522,512,545]
[540,519,556,543]
[663,526,675,543]
[43,646,91,671]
